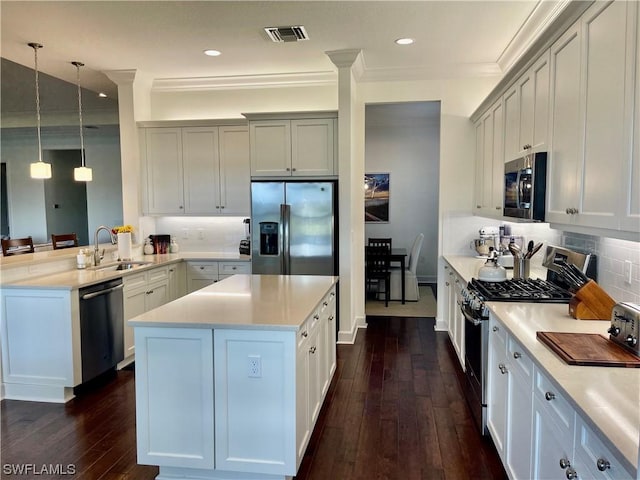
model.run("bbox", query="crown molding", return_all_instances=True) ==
[152,71,337,92]
[497,0,573,74]
[359,63,502,82]
[103,69,138,86]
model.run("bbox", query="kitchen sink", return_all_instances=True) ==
[89,260,153,272]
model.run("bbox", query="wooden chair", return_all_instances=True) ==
[1,236,35,256]
[51,233,78,250]
[365,245,391,307]
[390,233,424,301]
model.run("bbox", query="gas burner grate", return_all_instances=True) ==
[470,278,572,303]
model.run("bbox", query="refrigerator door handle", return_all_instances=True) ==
[280,203,291,274]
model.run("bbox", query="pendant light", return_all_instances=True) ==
[28,42,51,179]
[72,61,92,182]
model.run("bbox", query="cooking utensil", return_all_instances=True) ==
[508,242,521,258]
[528,242,543,259]
[527,240,534,256]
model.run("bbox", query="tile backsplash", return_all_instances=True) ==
[561,232,639,304]
[153,216,248,253]
[445,213,639,304]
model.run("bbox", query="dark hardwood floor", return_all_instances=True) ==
[1,315,506,480]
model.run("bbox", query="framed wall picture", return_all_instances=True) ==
[364,173,390,222]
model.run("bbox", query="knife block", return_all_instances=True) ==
[569,280,616,320]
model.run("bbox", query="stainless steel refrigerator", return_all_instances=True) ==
[251,181,337,275]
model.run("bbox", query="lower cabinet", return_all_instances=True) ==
[444,262,465,369]
[134,284,337,477]
[488,315,635,480]
[123,266,169,361]
[186,260,251,293]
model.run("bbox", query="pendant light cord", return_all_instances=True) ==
[73,62,86,167]
[29,43,43,164]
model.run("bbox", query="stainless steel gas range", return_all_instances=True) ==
[460,278,572,435]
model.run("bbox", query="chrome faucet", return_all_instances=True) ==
[94,225,117,266]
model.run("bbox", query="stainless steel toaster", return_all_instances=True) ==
[608,302,640,356]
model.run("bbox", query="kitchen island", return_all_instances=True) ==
[129,274,338,480]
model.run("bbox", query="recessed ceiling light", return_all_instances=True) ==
[98,92,107,98]
[395,38,414,45]
[203,49,221,56]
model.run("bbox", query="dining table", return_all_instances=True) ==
[389,247,407,304]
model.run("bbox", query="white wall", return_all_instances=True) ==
[150,86,337,120]
[153,216,247,253]
[1,126,123,244]
[364,102,440,282]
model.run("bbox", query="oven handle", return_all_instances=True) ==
[458,300,482,326]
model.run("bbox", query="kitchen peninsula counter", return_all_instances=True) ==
[131,274,338,480]
[443,254,640,476]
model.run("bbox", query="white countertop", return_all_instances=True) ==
[128,274,337,331]
[443,254,639,474]
[1,252,250,290]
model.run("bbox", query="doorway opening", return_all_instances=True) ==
[43,149,89,245]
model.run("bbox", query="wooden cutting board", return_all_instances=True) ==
[537,331,640,367]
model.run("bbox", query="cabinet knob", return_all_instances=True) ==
[179,206,183,209]
[545,391,556,401]
[328,315,334,322]
[286,167,291,171]
[302,330,308,338]
[476,205,481,209]
[498,363,507,375]
[323,301,328,307]
[559,458,571,469]
[309,346,316,354]
[445,282,450,287]
[314,314,320,320]
[220,206,225,209]
[200,266,205,270]
[513,352,521,359]
[565,468,577,479]
[292,168,296,172]
[493,326,499,332]
[496,206,501,210]
[596,458,610,471]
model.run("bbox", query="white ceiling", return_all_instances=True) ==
[1,1,566,101]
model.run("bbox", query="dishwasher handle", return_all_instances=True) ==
[81,283,124,300]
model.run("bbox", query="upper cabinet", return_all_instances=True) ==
[474,98,504,216]
[503,51,550,162]
[141,123,250,216]
[547,0,637,232]
[247,112,337,177]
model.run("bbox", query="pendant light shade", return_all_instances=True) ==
[72,61,92,182]
[28,42,51,179]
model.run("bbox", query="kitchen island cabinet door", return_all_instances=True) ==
[135,327,215,469]
[214,328,296,476]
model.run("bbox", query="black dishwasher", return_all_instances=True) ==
[79,278,124,383]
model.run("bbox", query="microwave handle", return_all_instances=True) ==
[515,169,523,208]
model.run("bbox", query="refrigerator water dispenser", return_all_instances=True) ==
[259,222,279,255]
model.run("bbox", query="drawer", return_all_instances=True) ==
[508,336,533,381]
[534,369,574,431]
[124,272,147,290]
[147,266,168,284]
[187,262,218,277]
[574,417,633,480]
[218,261,250,276]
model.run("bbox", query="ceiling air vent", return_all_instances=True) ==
[264,25,309,43]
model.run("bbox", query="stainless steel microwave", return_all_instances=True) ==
[503,152,547,222]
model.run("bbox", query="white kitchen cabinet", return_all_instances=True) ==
[249,116,336,177]
[186,261,219,293]
[322,287,337,381]
[123,266,169,361]
[135,326,215,469]
[444,263,465,369]
[142,125,250,216]
[167,261,186,301]
[217,260,250,280]
[503,52,550,162]
[474,99,504,217]
[487,315,508,460]
[547,1,637,232]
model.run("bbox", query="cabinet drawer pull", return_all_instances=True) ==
[545,391,556,401]
[476,205,481,209]
[513,352,521,359]
[496,206,501,210]
[146,290,154,295]
[565,468,577,479]
[596,458,610,471]
[559,458,570,469]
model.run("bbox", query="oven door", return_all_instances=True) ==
[461,303,489,435]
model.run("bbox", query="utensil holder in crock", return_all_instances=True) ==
[513,258,530,280]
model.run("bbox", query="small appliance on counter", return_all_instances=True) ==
[608,302,640,355]
[477,248,506,282]
[470,226,500,257]
[149,234,170,254]
[239,218,251,255]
